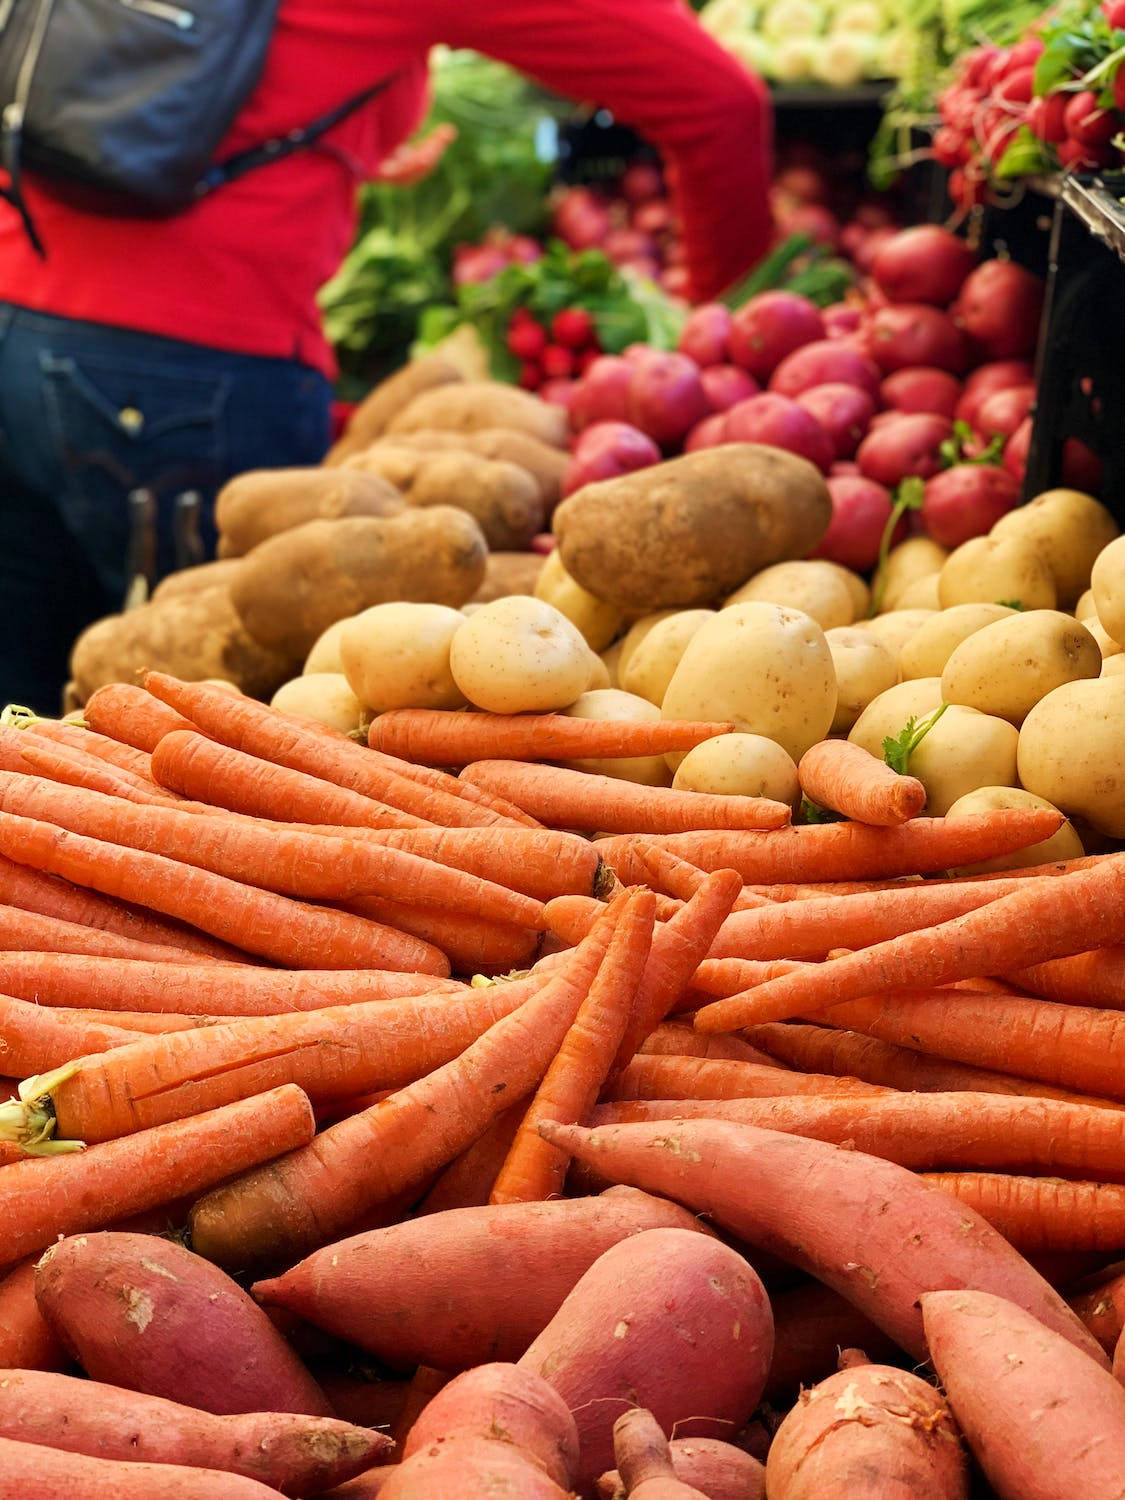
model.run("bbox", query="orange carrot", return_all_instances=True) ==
[0,813,447,974]
[604,1054,891,1103]
[414,1105,525,1216]
[491,889,656,1204]
[364,744,543,829]
[694,855,1125,1032]
[0,1258,68,1371]
[24,719,162,785]
[144,672,524,829]
[340,894,540,976]
[0,1084,316,1270]
[1013,949,1125,1011]
[0,992,146,1080]
[741,879,922,899]
[17,738,179,808]
[367,709,735,765]
[460,760,792,834]
[0,951,463,1017]
[637,1021,778,1064]
[596,808,1064,884]
[798,740,926,826]
[82,681,195,751]
[188,905,624,1271]
[692,957,808,997]
[45,1006,204,1035]
[0,900,226,965]
[922,1173,1125,1254]
[630,841,775,911]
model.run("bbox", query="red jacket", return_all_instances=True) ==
[0,0,771,378]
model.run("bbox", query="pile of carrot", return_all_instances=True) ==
[6,685,1125,1495]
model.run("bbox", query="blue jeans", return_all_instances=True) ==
[0,305,333,713]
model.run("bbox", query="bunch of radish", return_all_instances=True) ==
[551,163,688,297]
[508,307,604,397]
[451,227,544,288]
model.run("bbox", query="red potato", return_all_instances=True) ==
[724,393,834,472]
[251,1188,708,1371]
[953,260,1045,360]
[795,383,877,460]
[562,422,661,496]
[811,475,897,572]
[822,303,863,340]
[597,1437,765,1500]
[765,1362,967,1500]
[609,1409,710,1499]
[570,356,635,431]
[627,353,711,448]
[880,367,961,419]
[975,384,1036,441]
[0,1369,388,1495]
[540,378,576,412]
[921,464,1020,547]
[1003,417,1032,482]
[728,292,826,381]
[871,225,977,306]
[868,304,970,374]
[769,341,882,401]
[0,1258,67,1372]
[678,304,733,367]
[379,1435,570,1499]
[779,202,841,250]
[856,412,953,486]
[35,1232,332,1417]
[923,1289,1125,1499]
[683,413,728,452]
[536,1120,1106,1366]
[0,1435,291,1499]
[852,226,898,276]
[699,364,759,412]
[518,1227,773,1491]
[954,359,1035,428]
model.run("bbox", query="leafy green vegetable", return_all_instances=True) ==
[996,598,1028,610]
[719,235,855,310]
[938,420,1005,469]
[995,126,1052,181]
[882,703,949,775]
[869,477,926,616]
[800,797,844,825]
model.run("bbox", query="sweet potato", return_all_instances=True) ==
[0,1258,67,1372]
[230,508,487,659]
[325,355,464,464]
[0,1435,290,1498]
[34,1232,332,1417]
[552,444,832,610]
[252,1187,710,1371]
[388,381,568,449]
[216,469,403,557]
[610,1409,710,1499]
[0,1369,388,1494]
[378,1435,571,1499]
[319,1469,395,1499]
[1070,1268,1125,1354]
[764,1281,898,1403]
[517,1227,773,1490]
[469,550,546,605]
[537,1120,1106,1365]
[598,1436,765,1500]
[923,1288,1125,1499]
[408,453,544,550]
[150,558,245,603]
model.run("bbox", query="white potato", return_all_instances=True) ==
[820,561,871,620]
[858,609,937,663]
[1084,617,1120,660]
[583,651,612,691]
[945,786,1083,875]
[599,638,626,689]
[661,604,837,765]
[673,732,800,807]
[899,603,1015,681]
[271,673,366,735]
[1018,676,1125,836]
[991,488,1119,606]
[1091,534,1125,646]
[938,534,1057,611]
[534,548,624,652]
[341,602,466,712]
[559,689,673,786]
[1103,653,1125,678]
[449,595,591,714]
[892,572,942,611]
[874,536,948,612]
[907,706,1019,816]
[941,610,1101,725]
[848,678,944,761]
[617,611,680,681]
[303,617,352,675]
[825,627,898,733]
[1074,589,1097,623]
[725,560,855,630]
[622,609,716,708]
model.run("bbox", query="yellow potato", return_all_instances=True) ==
[908,706,1019,816]
[991,488,1119,607]
[1074,588,1098,622]
[848,678,944,761]
[938,534,1057,611]
[941,610,1101,725]
[270,673,367,735]
[559,689,673,786]
[341,603,467,713]
[725,560,855,631]
[661,604,837,765]
[622,610,716,708]
[859,609,937,663]
[1102,653,1125,678]
[824,627,898,734]
[892,572,942,611]
[899,604,1015,681]
[303,617,353,675]
[874,536,948,612]
[1018,676,1125,836]
[1091,534,1125,646]
[672,732,799,806]
[945,786,1083,875]
[617,611,681,681]
[534,549,624,652]
[821,562,871,620]
[449,595,591,714]
[583,652,612,691]
[1086,618,1121,660]
[599,638,626,689]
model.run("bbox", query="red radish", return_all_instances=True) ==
[995,66,1035,105]
[508,235,543,265]
[1027,93,1068,144]
[1065,90,1117,147]
[778,203,840,248]
[562,422,661,495]
[822,304,863,340]
[795,384,877,460]
[932,126,968,166]
[555,188,611,250]
[728,292,826,381]
[452,247,509,286]
[569,356,634,431]
[871,226,977,306]
[1003,417,1032,482]
[880,367,961,419]
[622,163,663,204]
[539,379,576,412]
[627,353,710,448]
[769,341,882,401]
[724,394,834,472]
[518,362,542,392]
[955,359,1036,428]
[812,475,899,571]
[1057,137,1112,170]
[552,308,596,350]
[868,304,969,374]
[856,412,953,487]
[604,228,659,265]
[678,304,733,367]
[1106,0,1125,26]
[623,343,659,364]
[851,227,899,276]
[949,167,987,213]
[507,319,548,361]
[700,365,759,412]
[954,261,1044,359]
[922,465,1020,547]
[975,385,1036,442]
[541,346,576,381]
[684,413,729,452]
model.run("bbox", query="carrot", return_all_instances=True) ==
[596,808,1063,884]
[742,878,922,899]
[797,739,927,827]
[189,904,625,1271]
[414,1105,525,1216]
[0,994,147,1091]
[1013,948,1125,1010]
[144,672,524,829]
[694,855,1125,1032]
[925,1173,1125,1255]
[0,1083,315,1271]
[604,1055,892,1103]
[82,681,195,751]
[364,744,544,829]
[637,1021,779,1064]
[0,899,230,966]
[0,951,462,1017]
[341,893,541,976]
[367,709,735,765]
[460,760,792,835]
[25,718,163,784]
[0,813,448,974]
[0,1258,68,1371]
[0,771,544,928]
[747,1022,1125,1109]
[491,890,656,1205]
[43,1006,204,1035]
[691,958,807,997]
[627,841,774,914]
[16,737,179,807]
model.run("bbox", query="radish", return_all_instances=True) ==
[868,304,969,374]
[728,292,826,381]
[856,412,953,486]
[627,353,710,448]
[880,367,961,419]
[683,413,729,452]
[954,359,1035,428]
[724,394,834,472]
[508,235,543,265]
[795,383,877,460]
[507,318,548,361]
[552,309,596,350]
[554,188,611,250]
[777,202,841,249]
[562,422,661,495]
[604,228,660,266]
[871,226,977,306]
[953,261,1044,359]
[678,304,733,367]
[700,365,759,412]
[811,475,899,571]
[851,226,898,275]
[975,385,1036,442]
[1064,90,1117,148]
[453,246,510,287]
[541,345,576,381]
[769,341,882,401]
[518,361,542,392]
[569,356,635,432]
[1027,93,1069,144]
[922,465,1020,547]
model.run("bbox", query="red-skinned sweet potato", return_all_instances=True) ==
[597,1436,765,1500]
[0,1258,67,1372]
[0,1434,289,1499]
[610,1409,709,1499]
[378,1436,570,1499]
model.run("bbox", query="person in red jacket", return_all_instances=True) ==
[0,0,772,711]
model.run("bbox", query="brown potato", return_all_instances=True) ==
[374,428,567,511]
[150,558,245,603]
[342,444,428,491]
[70,587,294,703]
[387,381,568,449]
[408,454,544,551]
[230,507,487,660]
[215,468,403,558]
[553,444,832,611]
[469,551,546,605]
[323,354,463,464]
